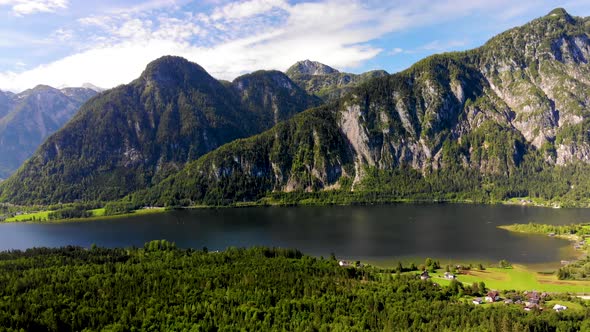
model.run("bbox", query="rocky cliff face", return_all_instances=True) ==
[0,85,97,180]
[135,9,590,205]
[286,60,388,101]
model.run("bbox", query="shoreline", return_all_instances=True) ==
[2,196,589,224]
[498,223,589,264]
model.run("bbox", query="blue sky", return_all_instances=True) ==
[1,0,589,92]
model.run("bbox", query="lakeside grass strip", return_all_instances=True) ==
[3,207,166,223]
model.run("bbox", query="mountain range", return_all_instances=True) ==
[0,85,99,180]
[2,8,590,207]
[0,57,326,203]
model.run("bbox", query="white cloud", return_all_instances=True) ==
[211,0,287,21]
[388,48,403,56]
[50,28,73,42]
[2,0,587,92]
[77,15,114,29]
[106,0,179,15]
[0,0,68,15]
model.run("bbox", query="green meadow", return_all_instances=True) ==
[431,265,590,293]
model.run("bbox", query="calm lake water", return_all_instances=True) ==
[1,204,589,265]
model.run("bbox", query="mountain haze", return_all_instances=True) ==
[0,56,320,203]
[0,85,97,180]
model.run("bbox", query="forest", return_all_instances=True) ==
[0,242,588,331]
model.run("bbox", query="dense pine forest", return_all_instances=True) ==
[0,243,588,331]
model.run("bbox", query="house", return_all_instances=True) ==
[524,304,542,312]
[420,271,430,280]
[485,291,500,303]
[472,298,483,305]
[504,299,514,305]
[443,272,456,280]
[525,291,540,306]
[553,304,567,312]
[338,260,352,267]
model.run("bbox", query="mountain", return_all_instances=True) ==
[0,56,320,203]
[60,87,101,104]
[0,85,97,180]
[133,8,590,206]
[81,83,104,92]
[232,70,321,130]
[0,91,15,119]
[286,59,388,101]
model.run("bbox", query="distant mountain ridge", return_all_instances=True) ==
[0,85,98,180]
[286,60,389,101]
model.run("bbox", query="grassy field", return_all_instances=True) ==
[3,207,166,223]
[89,208,106,217]
[5,210,52,222]
[429,265,590,293]
[544,300,586,312]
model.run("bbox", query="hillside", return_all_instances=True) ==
[0,85,97,180]
[0,56,320,203]
[133,9,590,207]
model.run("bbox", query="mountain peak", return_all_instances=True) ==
[546,8,575,23]
[81,83,104,92]
[286,60,339,76]
[141,55,212,87]
[31,84,57,92]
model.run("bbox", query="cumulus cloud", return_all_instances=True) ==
[0,0,68,15]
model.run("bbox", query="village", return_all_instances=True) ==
[419,269,569,312]
[339,259,580,313]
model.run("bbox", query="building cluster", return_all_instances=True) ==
[473,290,568,312]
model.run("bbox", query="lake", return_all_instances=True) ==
[1,204,588,266]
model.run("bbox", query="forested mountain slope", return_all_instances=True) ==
[0,56,320,203]
[134,9,590,206]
